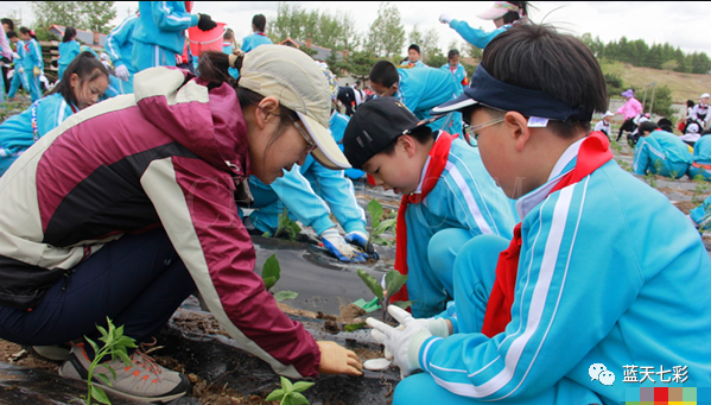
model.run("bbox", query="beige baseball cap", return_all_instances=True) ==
[238,44,351,170]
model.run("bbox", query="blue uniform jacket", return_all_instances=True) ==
[132,1,197,55]
[406,136,516,317]
[419,143,711,403]
[692,134,711,167]
[400,60,427,69]
[633,130,691,176]
[241,33,273,53]
[0,94,77,169]
[57,40,80,78]
[106,14,139,72]
[395,67,464,136]
[440,62,467,88]
[22,38,43,71]
[448,19,508,49]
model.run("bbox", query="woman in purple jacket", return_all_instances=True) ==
[0,45,361,403]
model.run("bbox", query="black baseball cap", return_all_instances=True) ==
[343,96,438,169]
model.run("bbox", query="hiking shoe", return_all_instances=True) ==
[27,343,72,362]
[58,342,190,404]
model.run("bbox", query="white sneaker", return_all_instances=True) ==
[58,342,190,404]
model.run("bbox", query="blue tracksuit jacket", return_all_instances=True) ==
[395,67,464,137]
[633,130,691,178]
[241,33,273,53]
[405,135,516,317]
[0,93,77,175]
[418,143,711,403]
[106,14,139,94]
[688,134,711,181]
[448,19,508,49]
[131,1,198,71]
[440,62,468,89]
[57,40,81,80]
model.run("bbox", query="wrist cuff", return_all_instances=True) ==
[407,329,432,371]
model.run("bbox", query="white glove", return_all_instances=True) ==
[321,228,367,262]
[12,52,20,60]
[439,13,454,25]
[366,305,433,379]
[18,66,24,74]
[7,69,13,79]
[115,64,130,81]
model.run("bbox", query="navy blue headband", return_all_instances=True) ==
[464,64,593,122]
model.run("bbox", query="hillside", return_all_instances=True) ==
[599,61,711,104]
[461,57,710,104]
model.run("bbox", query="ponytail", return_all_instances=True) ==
[19,26,37,40]
[63,26,77,43]
[196,49,245,88]
[46,51,109,105]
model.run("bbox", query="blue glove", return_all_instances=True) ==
[321,228,367,263]
[344,231,380,260]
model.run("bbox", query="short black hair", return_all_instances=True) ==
[448,49,459,59]
[6,30,17,39]
[369,60,399,88]
[657,118,673,133]
[480,24,607,138]
[638,121,658,134]
[381,125,435,156]
[687,100,695,108]
[1,18,13,31]
[252,14,266,32]
[63,26,77,43]
[408,44,420,54]
[19,26,36,39]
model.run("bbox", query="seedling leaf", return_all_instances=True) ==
[344,322,366,332]
[357,269,383,300]
[367,199,383,230]
[286,392,310,405]
[262,254,281,283]
[265,389,285,402]
[263,276,277,292]
[393,300,414,310]
[280,376,293,392]
[91,385,111,405]
[385,271,408,297]
[291,381,315,393]
[274,291,299,302]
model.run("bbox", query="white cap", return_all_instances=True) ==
[477,1,521,20]
[701,93,710,99]
[603,111,614,117]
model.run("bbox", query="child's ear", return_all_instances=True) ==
[504,112,531,152]
[398,135,417,157]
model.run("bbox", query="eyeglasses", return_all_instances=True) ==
[294,120,317,154]
[463,118,505,146]
[259,106,317,154]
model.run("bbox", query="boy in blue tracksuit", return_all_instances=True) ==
[689,196,711,232]
[0,52,109,175]
[369,61,464,138]
[131,1,215,73]
[106,13,139,94]
[367,24,710,405]
[633,122,692,179]
[687,131,711,181]
[247,66,374,263]
[241,14,273,53]
[18,28,42,101]
[6,34,28,100]
[343,97,516,318]
[440,50,468,90]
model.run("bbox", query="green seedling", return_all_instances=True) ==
[692,174,710,205]
[265,376,314,405]
[261,254,299,302]
[79,317,137,405]
[366,199,396,247]
[357,269,413,324]
[270,208,301,242]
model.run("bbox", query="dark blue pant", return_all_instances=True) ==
[0,228,196,352]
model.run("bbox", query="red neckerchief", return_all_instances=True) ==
[185,1,193,12]
[256,32,266,37]
[390,132,458,304]
[481,132,613,337]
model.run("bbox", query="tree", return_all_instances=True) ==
[642,84,674,118]
[421,28,440,63]
[343,50,378,84]
[268,2,357,52]
[31,1,117,41]
[365,2,405,58]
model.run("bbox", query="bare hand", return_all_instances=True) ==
[316,341,363,376]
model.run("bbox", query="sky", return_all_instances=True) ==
[5,1,712,56]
